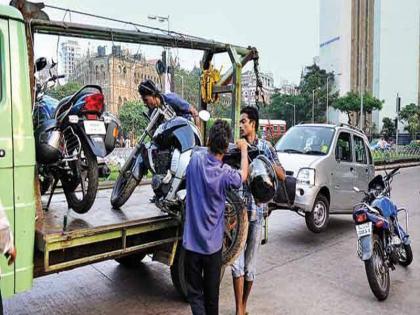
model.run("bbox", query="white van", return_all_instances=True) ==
[275,123,375,233]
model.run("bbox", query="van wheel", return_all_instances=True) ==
[305,194,329,233]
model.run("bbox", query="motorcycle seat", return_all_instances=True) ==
[53,95,72,118]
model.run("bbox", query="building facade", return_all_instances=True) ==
[319,0,420,132]
[59,40,82,82]
[71,46,160,114]
[241,70,275,106]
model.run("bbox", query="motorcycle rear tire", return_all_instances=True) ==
[63,143,98,214]
[223,189,249,265]
[170,189,248,300]
[364,234,390,301]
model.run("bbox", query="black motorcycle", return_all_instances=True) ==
[33,58,119,213]
[111,103,249,260]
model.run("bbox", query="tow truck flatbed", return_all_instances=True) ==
[34,186,181,277]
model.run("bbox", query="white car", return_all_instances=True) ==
[275,123,375,233]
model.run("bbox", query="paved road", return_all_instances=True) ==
[5,167,420,315]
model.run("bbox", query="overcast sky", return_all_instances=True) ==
[2,0,320,85]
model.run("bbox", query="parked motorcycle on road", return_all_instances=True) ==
[33,57,119,213]
[353,167,413,300]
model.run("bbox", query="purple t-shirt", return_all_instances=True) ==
[183,150,242,255]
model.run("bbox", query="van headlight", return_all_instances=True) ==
[297,168,315,186]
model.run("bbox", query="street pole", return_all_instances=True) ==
[396,93,400,153]
[360,46,364,131]
[286,102,296,126]
[312,89,315,123]
[326,76,329,123]
[148,14,170,92]
[181,75,184,99]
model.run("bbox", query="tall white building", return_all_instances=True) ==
[319,0,420,132]
[59,40,82,82]
[371,0,420,130]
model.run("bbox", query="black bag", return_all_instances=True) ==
[273,176,296,205]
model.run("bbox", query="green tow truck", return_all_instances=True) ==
[0,1,261,299]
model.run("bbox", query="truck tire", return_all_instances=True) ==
[115,252,147,268]
[305,193,329,233]
[170,245,188,301]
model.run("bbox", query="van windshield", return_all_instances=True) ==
[275,126,335,155]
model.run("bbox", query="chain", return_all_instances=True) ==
[252,49,266,110]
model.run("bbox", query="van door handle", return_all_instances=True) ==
[0,149,5,158]
[350,167,354,172]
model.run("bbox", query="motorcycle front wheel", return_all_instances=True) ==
[110,148,142,209]
[364,233,390,301]
[62,142,98,214]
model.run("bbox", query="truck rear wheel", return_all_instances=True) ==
[115,252,147,268]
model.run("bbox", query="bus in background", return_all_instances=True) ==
[259,119,287,142]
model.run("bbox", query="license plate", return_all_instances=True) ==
[83,120,106,135]
[356,222,372,238]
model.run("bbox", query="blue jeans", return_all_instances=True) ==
[231,211,263,281]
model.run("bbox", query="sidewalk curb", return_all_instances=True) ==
[98,178,152,190]
[375,161,420,171]
[96,163,420,189]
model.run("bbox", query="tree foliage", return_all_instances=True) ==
[259,63,339,127]
[118,100,148,141]
[331,91,383,127]
[381,117,396,139]
[399,103,420,139]
[46,81,82,100]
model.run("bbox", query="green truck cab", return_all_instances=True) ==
[0,5,36,297]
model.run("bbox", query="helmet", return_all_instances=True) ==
[138,79,160,97]
[248,155,278,203]
[34,119,62,164]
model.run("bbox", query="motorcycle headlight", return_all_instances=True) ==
[297,168,315,186]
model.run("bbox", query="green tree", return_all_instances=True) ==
[298,64,339,123]
[381,117,396,139]
[258,64,339,127]
[118,100,148,142]
[46,81,82,100]
[399,103,420,140]
[173,66,200,107]
[331,91,383,128]
[260,93,305,128]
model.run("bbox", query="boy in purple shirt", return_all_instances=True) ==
[183,119,249,315]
